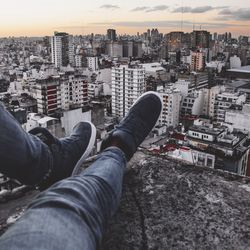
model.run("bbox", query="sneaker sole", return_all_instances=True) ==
[71,121,97,176]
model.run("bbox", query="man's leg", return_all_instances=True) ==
[0,147,126,250]
[0,92,162,249]
[0,102,52,185]
[0,102,96,187]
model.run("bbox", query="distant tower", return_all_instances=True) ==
[191,51,205,71]
[147,29,151,39]
[181,0,184,32]
[107,29,117,41]
[51,32,74,68]
[191,30,210,48]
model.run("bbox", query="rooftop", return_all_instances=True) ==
[1,152,250,249]
[189,125,224,136]
[227,65,250,74]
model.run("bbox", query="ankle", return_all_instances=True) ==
[109,137,127,154]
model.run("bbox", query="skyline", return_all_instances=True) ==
[1,0,250,37]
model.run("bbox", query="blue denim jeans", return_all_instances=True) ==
[0,102,127,249]
[0,147,126,250]
[0,102,52,185]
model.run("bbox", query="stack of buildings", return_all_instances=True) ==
[1,27,250,180]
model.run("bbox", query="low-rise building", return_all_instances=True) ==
[225,104,250,133]
[187,123,250,176]
[214,92,246,123]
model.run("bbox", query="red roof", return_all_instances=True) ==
[182,115,198,121]
[162,144,177,152]
[171,133,186,141]
[180,146,190,151]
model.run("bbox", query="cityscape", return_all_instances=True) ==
[0,0,250,248]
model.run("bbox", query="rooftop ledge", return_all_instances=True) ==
[1,151,250,249]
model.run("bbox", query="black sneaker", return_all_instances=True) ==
[101,91,162,160]
[30,121,96,189]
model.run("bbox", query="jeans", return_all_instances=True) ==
[0,148,126,249]
[0,102,52,185]
[0,102,127,249]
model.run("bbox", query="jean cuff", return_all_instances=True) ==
[102,146,127,165]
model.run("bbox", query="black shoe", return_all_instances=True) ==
[30,122,96,189]
[101,91,162,160]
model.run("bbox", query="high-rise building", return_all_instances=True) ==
[51,32,74,68]
[191,51,205,72]
[106,41,123,57]
[107,29,117,41]
[111,65,146,117]
[166,32,191,51]
[191,30,210,49]
[166,32,184,51]
[106,41,143,58]
[157,87,182,127]
[122,41,133,58]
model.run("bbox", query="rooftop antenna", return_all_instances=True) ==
[192,16,195,31]
[181,0,184,32]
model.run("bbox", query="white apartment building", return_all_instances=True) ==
[181,90,205,117]
[87,57,99,71]
[202,85,225,118]
[60,74,88,111]
[75,55,83,68]
[157,86,182,128]
[51,32,74,68]
[111,65,146,117]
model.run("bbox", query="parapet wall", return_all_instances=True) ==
[0,151,250,249]
[102,151,250,249]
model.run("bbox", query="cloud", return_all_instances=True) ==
[131,6,149,12]
[218,8,250,21]
[131,5,168,12]
[172,6,227,14]
[100,4,119,10]
[146,5,168,12]
[91,20,244,29]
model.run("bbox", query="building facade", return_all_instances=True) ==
[111,65,146,117]
[158,87,182,128]
[51,32,74,68]
[30,74,88,116]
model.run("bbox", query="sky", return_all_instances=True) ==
[0,0,250,37]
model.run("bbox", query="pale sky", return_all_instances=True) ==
[0,0,250,37]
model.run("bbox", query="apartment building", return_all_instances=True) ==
[51,32,74,68]
[157,86,182,128]
[214,92,246,123]
[111,65,145,117]
[30,74,88,116]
